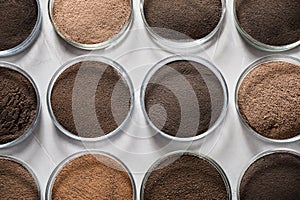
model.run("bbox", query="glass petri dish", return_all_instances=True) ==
[48,0,133,50]
[235,55,300,143]
[47,55,134,142]
[0,62,41,148]
[140,0,226,50]
[0,155,41,199]
[140,55,228,142]
[237,149,300,200]
[233,0,300,52]
[140,151,232,200]
[45,150,136,200]
[0,0,42,57]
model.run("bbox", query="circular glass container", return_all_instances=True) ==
[140,0,226,50]
[140,151,232,200]
[47,55,134,142]
[235,55,300,143]
[48,0,133,50]
[0,155,42,199]
[45,150,136,200]
[140,55,228,142]
[0,0,42,57]
[233,0,300,52]
[0,62,41,149]
[237,149,300,200]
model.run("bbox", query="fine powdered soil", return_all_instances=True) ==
[143,154,229,200]
[0,157,39,200]
[52,154,133,200]
[0,67,37,144]
[143,0,222,40]
[238,61,300,140]
[236,0,300,46]
[0,0,38,51]
[145,60,224,138]
[52,0,131,44]
[51,61,131,138]
[240,152,300,200]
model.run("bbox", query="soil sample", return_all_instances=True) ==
[0,67,37,144]
[50,61,131,138]
[52,0,131,44]
[142,153,230,200]
[235,0,300,46]
[143,0,222,40]
[239,152,300,200]
[0,0,38,51]
[144,60,224,138]
[0,157,39,200]
[51,153,134,200]
[238,61,300,140]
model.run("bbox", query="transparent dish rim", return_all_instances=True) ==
[140,55,229,142]
[0,0,42,57]
[48,0,134,50]
[234,55,300,143]
[45,150,137,200]
[0,61,41,149]
[46,55,135,142]
[140,150,232,200]
[140,0,227,50]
